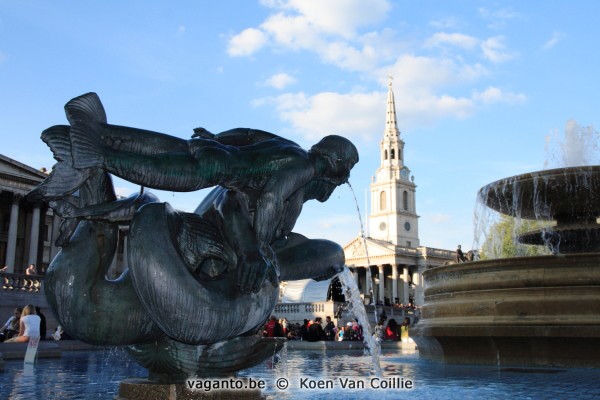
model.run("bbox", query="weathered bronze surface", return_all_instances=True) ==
[30,93,358,382]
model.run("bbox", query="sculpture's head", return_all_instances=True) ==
[309,135,359,201]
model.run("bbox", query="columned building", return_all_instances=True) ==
[0,154,59,274]
[343,79,453,306]
[0,154,131,277]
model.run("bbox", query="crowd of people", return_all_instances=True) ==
[262,314,411,342]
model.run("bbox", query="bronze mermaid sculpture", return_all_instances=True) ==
[31,93,358,381]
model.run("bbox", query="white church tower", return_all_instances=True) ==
[368,78,420,247]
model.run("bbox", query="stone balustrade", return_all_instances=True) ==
[273,301,420,325]
[1,273,44,293]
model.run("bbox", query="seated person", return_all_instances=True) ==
[383,318,399,341]
[5,304,40,343]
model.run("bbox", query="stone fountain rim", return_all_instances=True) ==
[479,165,600,191]
[477,164,600,220]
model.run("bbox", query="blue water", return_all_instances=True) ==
[1,348,599,399]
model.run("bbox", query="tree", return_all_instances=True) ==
[479,215,552,259]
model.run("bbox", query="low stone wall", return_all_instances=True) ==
[285,340,416,351]
[0,340,102,361]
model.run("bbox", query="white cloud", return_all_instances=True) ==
[542,31,564,50]
[264,72,297,89]
[272,91,384,142]
[425,32,479,50]
[228,0,391,64]
[227,28,268,56]
[481,36,515,63]
[176,25,186,36]
[253,88,475,143]
[261,0,390,38]
[478,7,519,29]
[430,214,452,224]
[320,41,380,71]
[261,12,321,50]
[429,16,461,30]
[472,86,526,104]
[380,54,488,96]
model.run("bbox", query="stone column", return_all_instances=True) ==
[28,204,41,267]
[378,265,385,304]
[414,258,426,306]
[392,264,398,305]
[402,266,409,305]
[5,195,21,273]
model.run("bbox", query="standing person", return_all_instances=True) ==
[307,317,325,342]
[352,319,363,341]
[0,307,22,342]
[300,319,309,341]
[324,316,335,341]
[280,318,289,336]
[35,306,47,340]
[337,325,345,341]
[456,245,466,263]
[263,316,278,337]
[400,317,412,343]
[26,264,37,275]
[273,318,285,338]
[5,304,41,343]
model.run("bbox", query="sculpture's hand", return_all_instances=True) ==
[191,127,215,140]
[237,251,278,293]
[49,199,77,218]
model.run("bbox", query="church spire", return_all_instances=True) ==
[385,76,400,139]
[379,76,405,169]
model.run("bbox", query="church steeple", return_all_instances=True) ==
[379,77,405,172]
[385,76,400,139]
[369,77,419,248]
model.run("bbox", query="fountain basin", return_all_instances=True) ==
[479,166,600,222]
[412,254,600,367]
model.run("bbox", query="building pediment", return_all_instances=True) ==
[0,154,49,194]
[343,236,397,260]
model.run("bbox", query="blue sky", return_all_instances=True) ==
[1,0,599,251]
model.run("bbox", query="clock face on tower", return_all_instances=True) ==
[401,167,410,180]
[404,222,411,231]
[379,222,387,231]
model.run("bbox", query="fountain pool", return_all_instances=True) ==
[1,349,599,399]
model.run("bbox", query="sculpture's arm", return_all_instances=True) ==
[50,192,160,223]
[254,162,314,247]
[274,189,305,240]
[217,190,277,293]
[194,127,297,147]
[0,317,13,332]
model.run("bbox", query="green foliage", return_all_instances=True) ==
[480,215,552,259]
